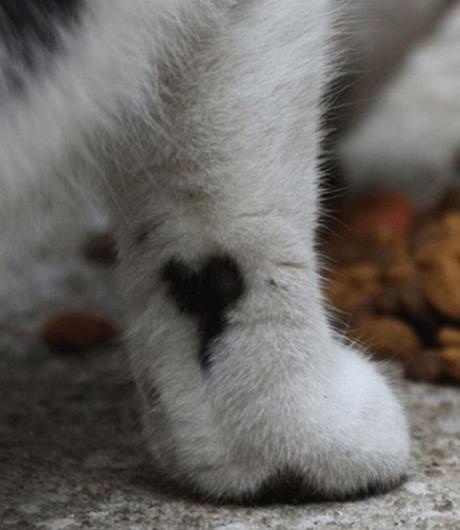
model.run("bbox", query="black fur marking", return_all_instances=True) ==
[248,471,407,506]
[161,254,245,370]
[0,0,83,84]
[252,471,309,505]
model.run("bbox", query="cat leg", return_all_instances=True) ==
[111,0,409,501]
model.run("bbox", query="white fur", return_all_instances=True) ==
[0,0,430,501]
[339,1,460,201]
[334,0,451,111]
[0,0,229,208]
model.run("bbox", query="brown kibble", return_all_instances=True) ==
[326,263,382,313]
[350,316,422,359]
[384,259,417,284]
[413,212,460,320]
[417,254,460,320]
[440,348,460,381]
[324,185,460,385]
[404,350,444,382]
[323,223,410,267]
[41,312,120,352]
[414,214,460,260]
[342,191,415,236]
[400,281,434,325]
[374,279,433,327]
[444,213,460,237]
[411,219,445,253]
[374,286,401,315]
[364,226,411,266]
[438,328,460,347]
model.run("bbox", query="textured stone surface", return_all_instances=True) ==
[0,212,459,530]
[0,350,459,530]
[1,352,460,530]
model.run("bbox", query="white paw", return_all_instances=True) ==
[139,334,410,502]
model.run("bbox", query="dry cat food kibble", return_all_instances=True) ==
[40,311,120,352]
[323,188,460,383]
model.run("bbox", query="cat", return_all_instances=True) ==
[0,0,453,502]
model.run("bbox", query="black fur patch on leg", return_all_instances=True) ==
[0,0,83,86]
[161,254,245,370]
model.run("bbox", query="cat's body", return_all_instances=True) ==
[0,0,454,502]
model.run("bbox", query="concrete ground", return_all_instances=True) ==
[1,209,459,530]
